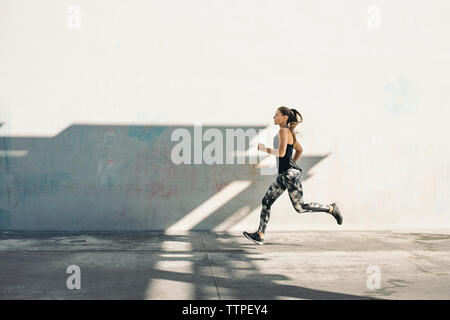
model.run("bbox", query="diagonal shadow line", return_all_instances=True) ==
[166,180,253,232]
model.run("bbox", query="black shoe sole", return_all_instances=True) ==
[243,232,264,245]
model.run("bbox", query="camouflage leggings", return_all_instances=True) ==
[258,168,331,233]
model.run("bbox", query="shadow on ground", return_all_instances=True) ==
[0,231,386,300]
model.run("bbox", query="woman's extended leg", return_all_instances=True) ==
[257,174,287,234]
[284,168,343,224]
[284,169,332,213]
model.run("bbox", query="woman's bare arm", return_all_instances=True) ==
[276,129,288,157]
[257,129,289,157]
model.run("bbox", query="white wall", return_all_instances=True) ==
[1,0,450,231]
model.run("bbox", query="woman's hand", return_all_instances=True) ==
[257,143,266,152]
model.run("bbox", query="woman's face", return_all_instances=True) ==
[273,109,287,125]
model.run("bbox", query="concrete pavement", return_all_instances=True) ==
[0,230,449,299]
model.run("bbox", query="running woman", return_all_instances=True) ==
[243,106,343,245]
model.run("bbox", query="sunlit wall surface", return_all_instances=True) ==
[1,0,449,231]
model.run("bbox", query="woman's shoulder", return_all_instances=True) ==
[278,128,294,144]
[278,127,290,134]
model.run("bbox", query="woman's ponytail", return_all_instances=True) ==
[287,108,303,144]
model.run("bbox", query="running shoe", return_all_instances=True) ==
[330,202,343,225]
[243,231,264,245]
